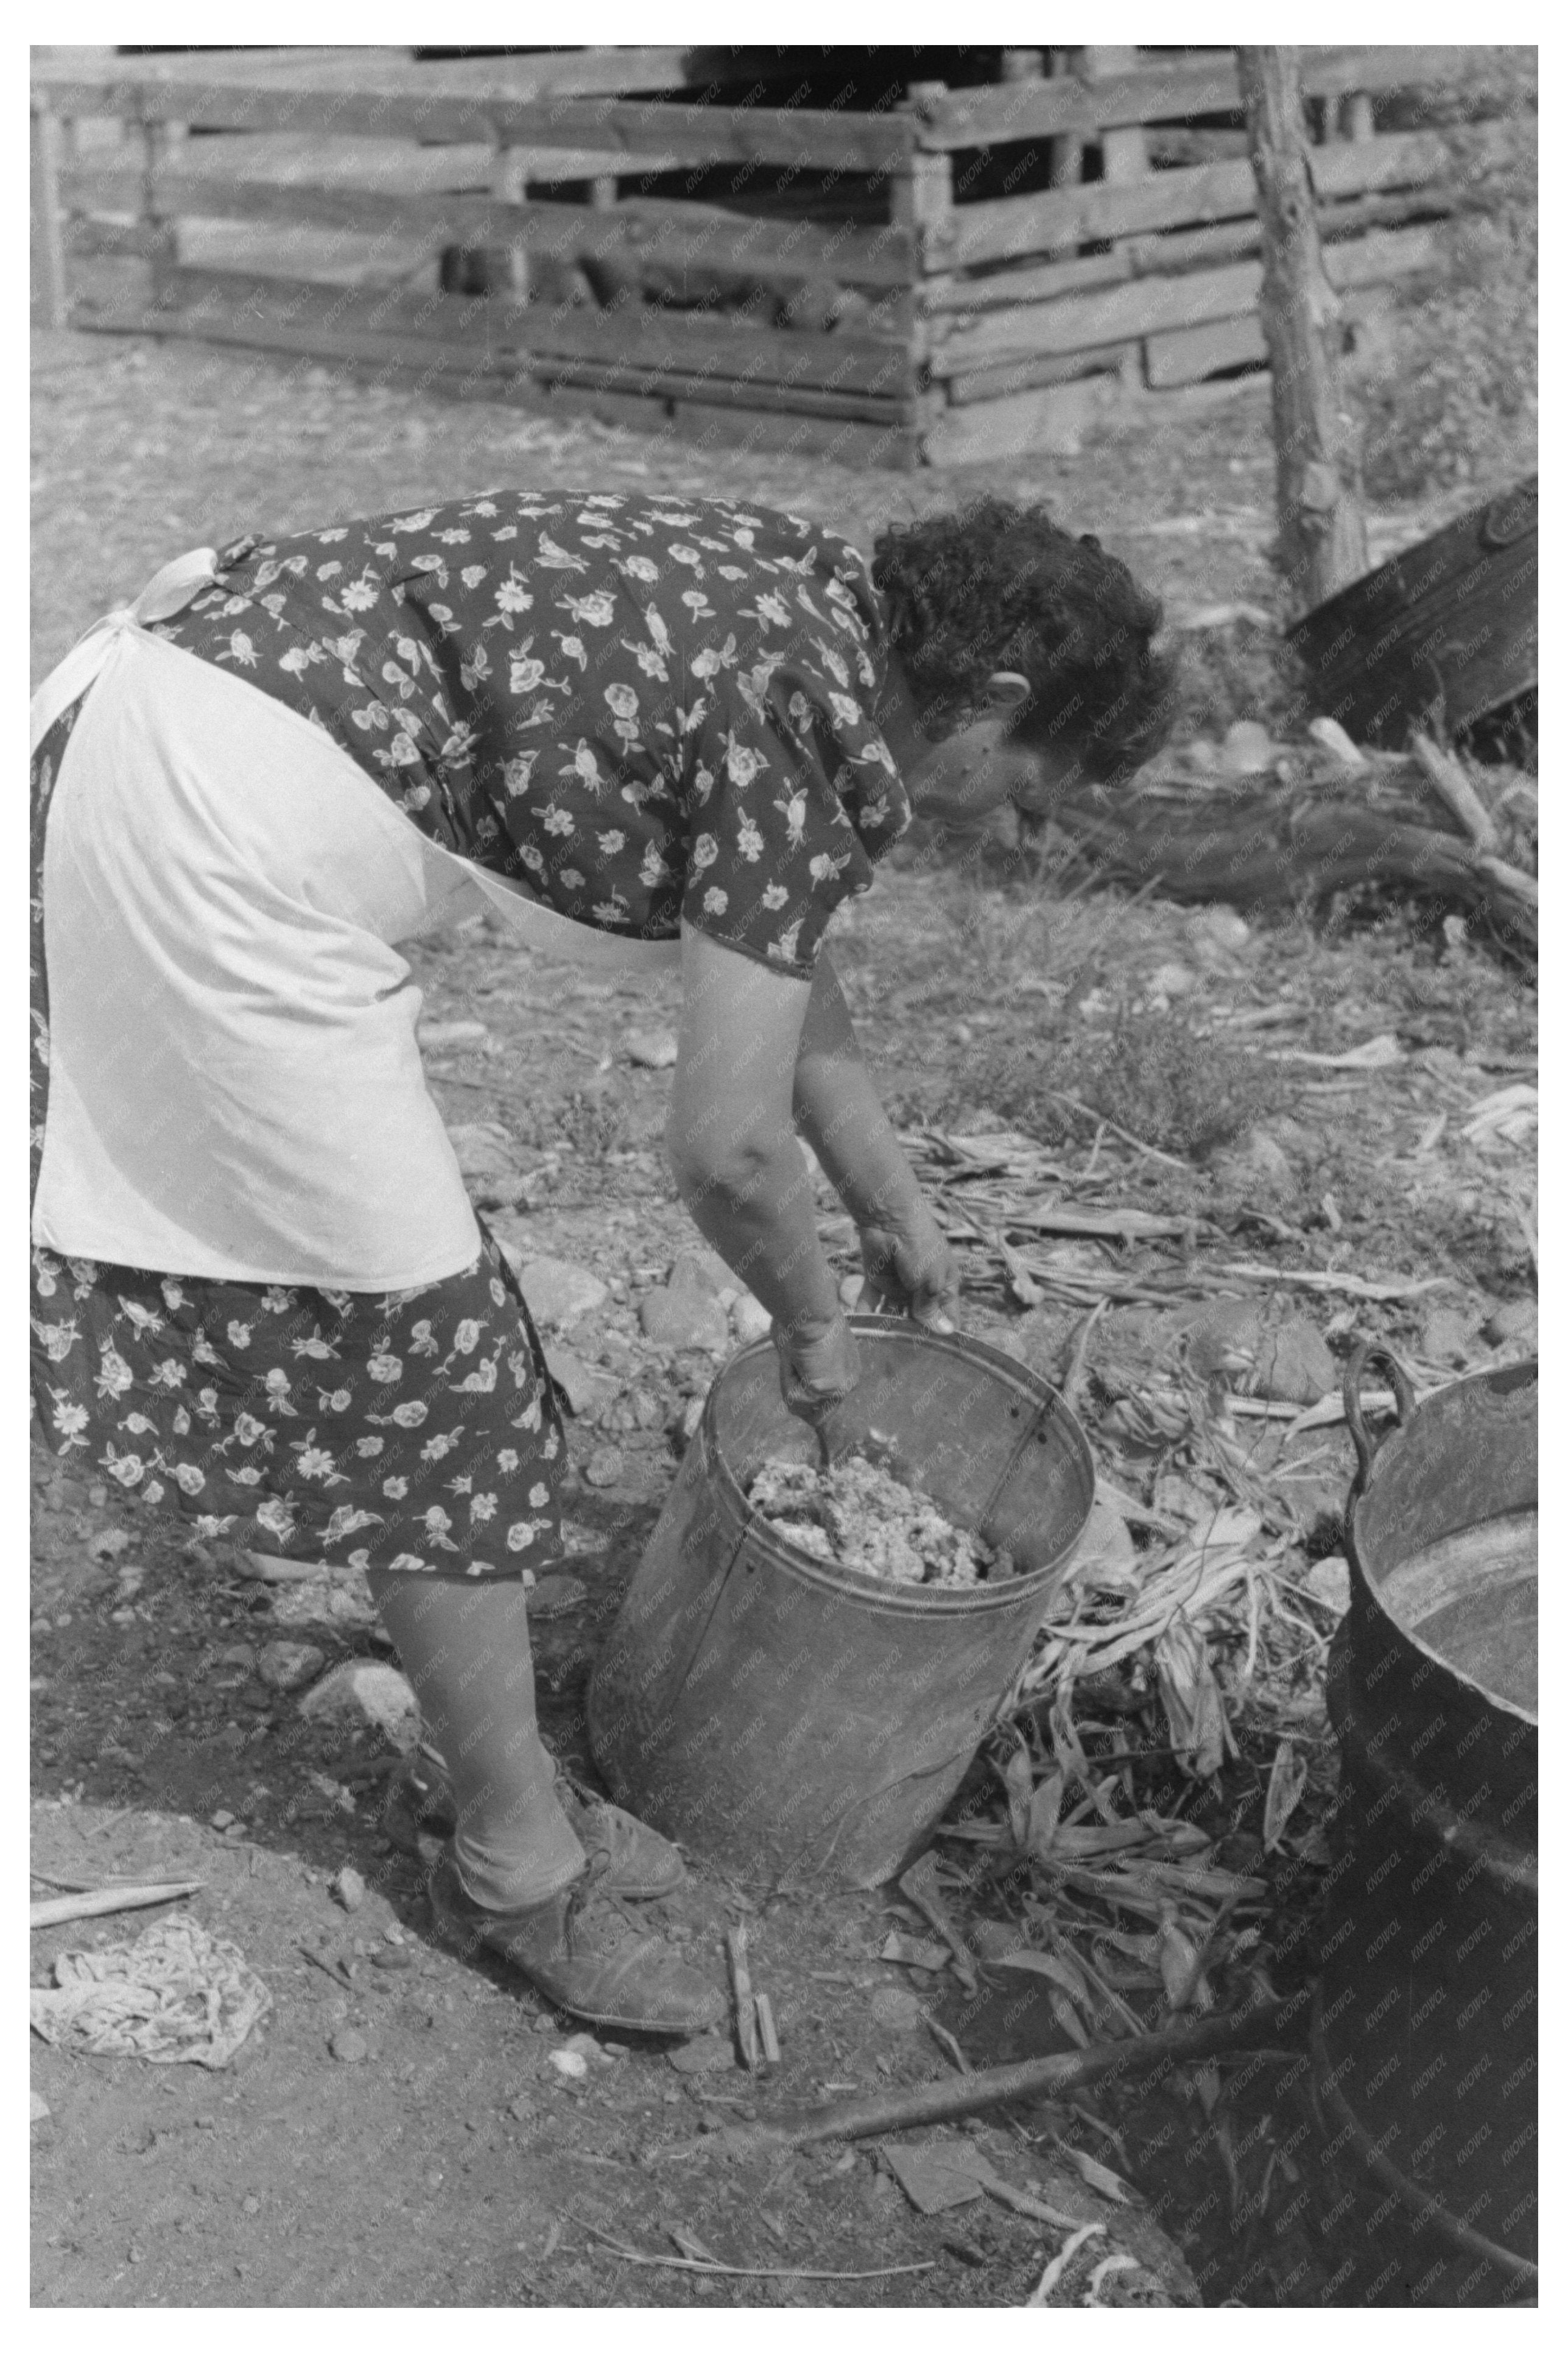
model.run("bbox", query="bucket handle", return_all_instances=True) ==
[1343,1338,1416,1489]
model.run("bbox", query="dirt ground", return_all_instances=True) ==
[30,320,1537,2309]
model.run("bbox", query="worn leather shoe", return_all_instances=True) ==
[426,1848,723,2035]
[384,1751,685,1899]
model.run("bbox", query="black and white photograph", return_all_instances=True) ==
[28,18,1539,2313]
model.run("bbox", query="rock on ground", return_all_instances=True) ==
[1483,1299,1538,1349]
[1072,1497,1139,1582]
[624,1029,678,1069]
[298,1662,420,1752]
[730,1291,773,1346]
[445,1122,518,1182]
[493,1248,608,1330]
[1250,1316,1337,1406]
[1419,1306,1477,1364]
[1208,1127,1297,1201]
[542,1346,619,1418]
[257,1640,326,1693]
[639,1281,730,1352]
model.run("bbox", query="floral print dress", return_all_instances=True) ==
[153,490,910,974]
[30,493,909,1577]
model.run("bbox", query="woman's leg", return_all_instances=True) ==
[365,1567,585,1910]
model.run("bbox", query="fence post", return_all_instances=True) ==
[1083,46,1147,391]
[31,103,69,328]
[139,116,180,308]
[494,144,530,304]
[893,86,954,462]
[1341,91,1375,141]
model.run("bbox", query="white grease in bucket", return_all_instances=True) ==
[747,1452,1016,1588]
[1377,1508,1538,1713]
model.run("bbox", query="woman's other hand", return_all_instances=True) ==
[856,1208,960,1331]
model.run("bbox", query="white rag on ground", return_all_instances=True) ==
[30,552,678,1290]
[30,1914,271,2068]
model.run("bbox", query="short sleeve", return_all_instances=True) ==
[677,538,910,975]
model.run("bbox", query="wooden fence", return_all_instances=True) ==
[30,44,1516,470]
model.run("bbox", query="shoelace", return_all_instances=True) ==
[562,1851,642,1949]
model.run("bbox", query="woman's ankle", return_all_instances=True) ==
[452,1835,585,1914]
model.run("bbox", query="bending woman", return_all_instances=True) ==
[29,488,1170,2032]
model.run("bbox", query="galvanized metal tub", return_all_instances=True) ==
[586,1319,1095,1889]
[1318,1346,1538,2302]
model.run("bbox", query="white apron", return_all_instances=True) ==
[30,551,680,1291]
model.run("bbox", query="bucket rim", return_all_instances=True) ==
[700,1315,1095,1613]
[1346,1358,1538,1727]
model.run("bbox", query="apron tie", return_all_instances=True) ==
[30,547,219,752]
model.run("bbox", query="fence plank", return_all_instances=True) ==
[129,267,918,410]
[934,222,1443,372]
[937,256,1262,372]
[949,122,1486,269]
[925,249,1130,316]
[915,58,1245,146]
[1125,185,1463,280]
[60,164,916,287]
[947,340,1134,405]
[29,69,916,172]
[952,157,1253,269]
[83,303,916,425]
[670,399,921,470]
[915,47,1489,148]
[1144,282,1390,387]
[1144,314,1265,387]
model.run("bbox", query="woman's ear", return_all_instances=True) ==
[980,670,1033,716]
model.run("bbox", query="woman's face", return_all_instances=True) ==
[902,714,1078,831]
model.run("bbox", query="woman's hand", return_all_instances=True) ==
[774,1310,861,1423]
[857,1208,960,1331]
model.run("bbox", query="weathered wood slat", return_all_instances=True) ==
[1124,185,1463,280]
[916,46,1490,149]
[105,270,916,417]
[30,71,916,172]
[153,264,916,398]
[924,249,1131,316]
[60,164,916,287]
[65,215,165,260]
[933,223,1444,373]
[670,399,920,471]
[915,58,1245,148]
[1145,280,1395,387]
[76,129,684,189]
[1144,313,1266,388]
[947,341,1133,406]
[947,123,1492,269]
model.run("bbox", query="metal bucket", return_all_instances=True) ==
[1318,1345,1538,2302]
[586,1318,1094,1889]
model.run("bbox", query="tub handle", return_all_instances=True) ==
[1343,1339,1417,1488]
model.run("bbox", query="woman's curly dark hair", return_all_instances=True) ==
[872,498,1176,784]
